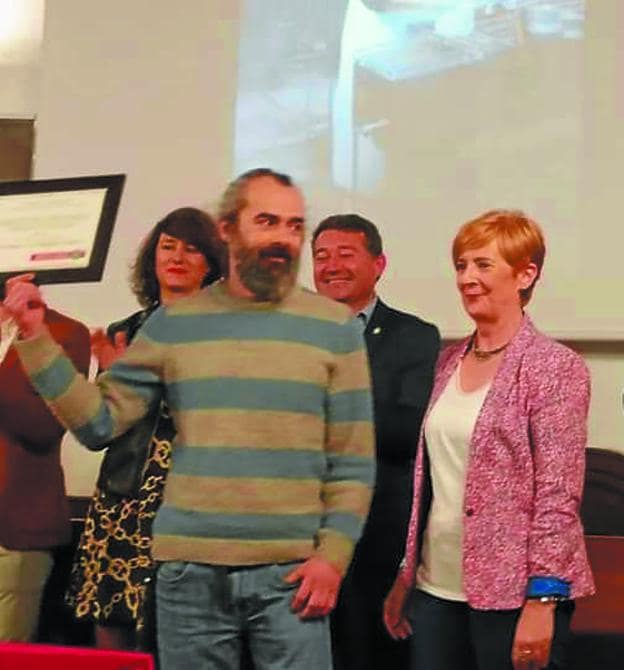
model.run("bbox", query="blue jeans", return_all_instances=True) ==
[407,589,574,670]
[156,561,331,670]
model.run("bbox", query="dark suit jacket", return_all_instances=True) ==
[365,300,440,465]
[355,299,439,574]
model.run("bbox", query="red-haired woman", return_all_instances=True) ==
[384,210,594,670]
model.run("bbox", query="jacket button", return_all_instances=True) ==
[465,508,474,517]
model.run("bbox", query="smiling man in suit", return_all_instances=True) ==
[312,213,440,670]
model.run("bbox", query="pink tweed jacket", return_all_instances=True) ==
[399,315,595,609]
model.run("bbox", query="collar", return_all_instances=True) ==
[358,296,378,327]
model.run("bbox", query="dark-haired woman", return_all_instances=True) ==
[66,207,222,651]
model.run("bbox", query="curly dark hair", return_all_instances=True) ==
[130,207,223,308]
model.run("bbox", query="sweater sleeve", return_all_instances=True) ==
[14,310,166,450]
[316,317,375,574]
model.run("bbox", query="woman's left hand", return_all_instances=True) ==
[511,599,556,669]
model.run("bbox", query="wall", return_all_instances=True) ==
[583,349,624,452]
[0,0,43,116]
[0,64,40,116]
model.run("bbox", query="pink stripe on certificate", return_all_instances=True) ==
[30,249,86,261]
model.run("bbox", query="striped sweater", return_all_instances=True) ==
[16,283,375,573]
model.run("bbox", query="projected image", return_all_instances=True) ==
[233,0,347,188]
[234,0,585,192]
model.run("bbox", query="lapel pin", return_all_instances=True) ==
[372,326,382,335]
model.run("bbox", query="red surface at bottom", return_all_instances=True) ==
[0,642,154,670]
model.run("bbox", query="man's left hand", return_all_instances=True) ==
[284,556,341,620]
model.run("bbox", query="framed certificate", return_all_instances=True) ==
[0,174,125,285]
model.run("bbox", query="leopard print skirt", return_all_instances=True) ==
[65,414,173,629]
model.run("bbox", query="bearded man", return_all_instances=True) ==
[5,168,375,670]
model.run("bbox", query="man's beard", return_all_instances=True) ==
[234,242,299,302]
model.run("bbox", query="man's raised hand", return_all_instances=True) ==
[3,273,46,339]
